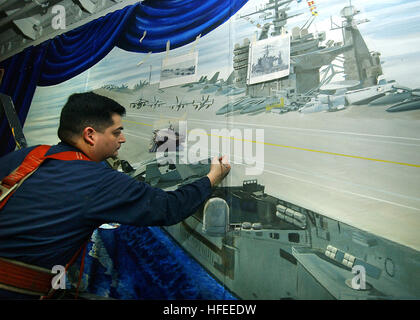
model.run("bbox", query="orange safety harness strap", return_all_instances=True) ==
[0,145,92,299]
[0,145,90,209]
[0,258,55,296]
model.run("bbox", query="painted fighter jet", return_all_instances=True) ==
[187,72,220,91]
[194,95,214,111]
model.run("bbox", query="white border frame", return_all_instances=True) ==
[247,34,291,85]
[159,51,199,89]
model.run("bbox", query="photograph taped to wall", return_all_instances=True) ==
[247,35,290,85]
[159,51,199,89]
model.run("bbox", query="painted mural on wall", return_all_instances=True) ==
[23,0,420,299]
[25,0,420,142]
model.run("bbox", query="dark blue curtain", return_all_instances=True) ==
[0,43,49,158]
[38,4,137,86]
[118,0,248,52]
[0,0,247,156]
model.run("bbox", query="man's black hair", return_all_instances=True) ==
[58,91,126,144]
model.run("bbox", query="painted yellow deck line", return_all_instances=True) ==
[201,132,420,168]
[123,119,153,127]
[123,120,420,168]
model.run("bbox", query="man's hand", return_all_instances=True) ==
[207,155,231,187]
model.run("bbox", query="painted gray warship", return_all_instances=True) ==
[128,159,420,299]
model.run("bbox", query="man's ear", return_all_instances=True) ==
[82,127,96,146]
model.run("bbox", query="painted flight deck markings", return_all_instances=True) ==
[130,114,420,147]
[124,131,150,140]
[197,145,420,208]
[122,118,420,168]
[260,142,420,168]
[258,166,420,211]
[183,143,420,205]
[122,121,420,209]
[263,159,420,203]
[126,112,420,142]
[123,119,153,127]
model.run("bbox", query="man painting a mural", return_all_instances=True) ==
[0,0,420,303]
[0,91,231,299]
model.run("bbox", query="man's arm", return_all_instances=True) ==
[83,156,230,227]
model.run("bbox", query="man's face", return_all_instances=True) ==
[95,113,126,161]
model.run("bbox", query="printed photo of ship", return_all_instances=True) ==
[161,63,196,80]
[248,36,290,84]
[160,51,199,88]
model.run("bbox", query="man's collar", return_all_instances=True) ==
[45,141,85,156]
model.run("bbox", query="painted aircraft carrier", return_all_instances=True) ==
[95,1,420,299]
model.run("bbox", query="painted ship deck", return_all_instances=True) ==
[96,86,420,253]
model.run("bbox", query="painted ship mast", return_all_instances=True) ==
[334,5,383,87]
